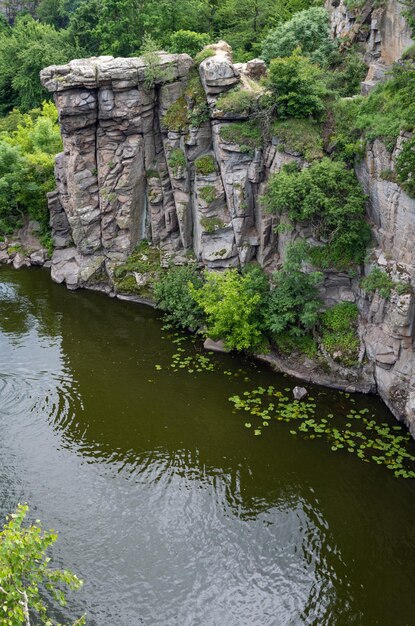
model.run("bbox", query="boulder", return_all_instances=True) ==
[293,386,308,401]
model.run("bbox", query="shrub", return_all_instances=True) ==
[194,47,215,66]
[168,148,187,176]
[191,264,269,351]
[262,7,335,66]
[262,158,370,268]
[360,267,395,299]
[113,241,161,298]
[141,35,174,89]
[200,216,226,232]
[168,30,210,57]
[331,61,415,152]
[320,302,360,366]
[272,118,323,160]
[219,121,262,153]
[162,68,209,131]
[215,87,259,115]
[395,136,415,197]
[198,185,218,204]
[153,264,204,331]
[265,242,322,349]
[195,154,217,175]
[266,49,327,120]
[328,48,367,97]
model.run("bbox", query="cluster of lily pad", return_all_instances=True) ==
[229,386,415,479]
[156,330,253,378]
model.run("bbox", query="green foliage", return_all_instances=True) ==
[193,48,215,66]
[360,267,395,299]
[266,49,327,119]
[168,30,210,56]
[332,62,415,152]
[0,503,84,625]
[200,216,227,232]
[395,136,415,197]
[400,0,415,37]
[263,158,370,268]
[67,0,101,56]
[265,242,322,348]
[153,264,204,330]
[262,7,335,65]
[198,185,217,204]
[213,0,317,62]
[320,302,360,366]
[0,15,76,114]
[163,68,209,131]
[272,118,323,160]
[327,47,367,97]
[0,102,60,237]
[215,87,259,115]
[141,34,174,89]
[163,97,188,132]
[168,148,187,176]
[113,241,161,298]
[219,121,263,153]
[194,154,217,175]
[191,265,269,351]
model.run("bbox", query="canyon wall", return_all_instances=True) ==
[40,4,415,433]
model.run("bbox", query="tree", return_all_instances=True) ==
[67,0,101,56]
[0,503,84,625]
[266,48,327,119]
[0,101,61,235]
[190,265,269,351]
[213,0,315,60]
[0,15,77,114]
[262,7,335,65]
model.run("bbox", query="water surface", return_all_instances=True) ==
[1,266,415,625]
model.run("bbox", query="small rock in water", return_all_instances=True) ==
[293,386,307,401]
[203,338,230,353]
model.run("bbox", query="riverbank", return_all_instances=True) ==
[0,234,377,400]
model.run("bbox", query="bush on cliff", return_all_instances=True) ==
[395,136,415,198]
[320,302,360,366]
[190,265,269,351]
[266,49,327,120]
[262,158,370,268]
[265,242,322,353]
[153,264,205,331]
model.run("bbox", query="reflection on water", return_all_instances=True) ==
[1,267,415,626]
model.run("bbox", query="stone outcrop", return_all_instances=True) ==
[39,20,415,432]
[356,136,415,434]
[326,0,413,93]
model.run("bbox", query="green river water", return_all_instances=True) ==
[1,265,415,625]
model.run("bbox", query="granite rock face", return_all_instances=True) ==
[325,0,413,94]
[40,25,415,432]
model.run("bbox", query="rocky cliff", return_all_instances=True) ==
[326,0,413,92]
[39,6,415,433]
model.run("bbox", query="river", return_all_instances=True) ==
[1,266,415,625]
